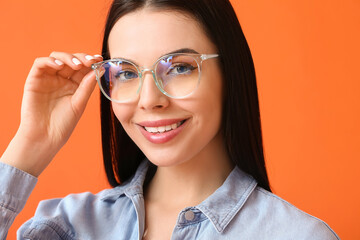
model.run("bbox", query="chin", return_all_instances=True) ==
[146,156,182,167]
[144,151,191,168]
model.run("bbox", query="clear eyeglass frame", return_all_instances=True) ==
[91,53,219,103]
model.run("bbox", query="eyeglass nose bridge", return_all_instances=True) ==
[137,68,164,95]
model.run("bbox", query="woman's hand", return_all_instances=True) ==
[0,52,103,176]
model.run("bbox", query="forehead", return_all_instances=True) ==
[108,9,216,62]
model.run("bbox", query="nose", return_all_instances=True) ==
[137,70,169,110]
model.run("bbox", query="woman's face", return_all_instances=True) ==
[108,9,224,167]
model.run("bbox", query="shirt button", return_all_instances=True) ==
[184,210,195,221]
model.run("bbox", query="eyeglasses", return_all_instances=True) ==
[91,53,219,103]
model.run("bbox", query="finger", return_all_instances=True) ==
[73,53,103,68]
[71,69,101,117]
[49,52,83,79]
[28,57,65,78]
[70,54,103,83]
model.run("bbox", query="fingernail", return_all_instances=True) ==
[85,55,94,61]
[94,54,103,58]
[72,58,81,65]
[55,59,64,65]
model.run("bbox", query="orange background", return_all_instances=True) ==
[0,0,359,239]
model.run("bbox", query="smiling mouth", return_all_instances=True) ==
[143,120,186,134]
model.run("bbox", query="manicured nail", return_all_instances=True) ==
[55,59,64,65]
[72,58,81,65]
[85,55,94,61]
[94,54,103,58]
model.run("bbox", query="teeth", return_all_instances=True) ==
[146,127,157,133]
[158,126,166,133]
[144,121,183,133]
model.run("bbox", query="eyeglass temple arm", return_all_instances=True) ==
[201,54,219,61]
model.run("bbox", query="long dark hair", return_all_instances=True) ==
[100,0,271,192]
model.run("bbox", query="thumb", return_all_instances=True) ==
[71,70,100,117]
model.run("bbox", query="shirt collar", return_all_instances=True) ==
[101,159,258,233]
[100,160,150,201]
[196,166,257,232]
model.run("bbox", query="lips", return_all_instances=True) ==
[137,118,188,144]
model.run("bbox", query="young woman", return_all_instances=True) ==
[0,0,339,239]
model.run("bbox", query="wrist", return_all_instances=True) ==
[0,133,56,177]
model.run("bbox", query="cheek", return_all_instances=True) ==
[198,67,223,118]
[184,70,223,137]
[111,102,135,129]
[202,70,223,131]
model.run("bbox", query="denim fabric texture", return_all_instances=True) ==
[0,161,339,240]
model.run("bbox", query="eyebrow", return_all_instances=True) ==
[167,48,199,54]
[112,48,200,63]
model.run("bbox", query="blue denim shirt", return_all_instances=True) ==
[0,160,339,240]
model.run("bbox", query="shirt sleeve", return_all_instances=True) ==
[0,162,37,240]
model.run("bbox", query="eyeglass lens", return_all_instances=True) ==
[98,55,200,102]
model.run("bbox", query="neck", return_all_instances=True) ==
[144,133,234,208]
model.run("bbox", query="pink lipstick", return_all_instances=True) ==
[137,118,188,144]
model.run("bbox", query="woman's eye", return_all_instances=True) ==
[114,70,138,81]
[167,63,195,75]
